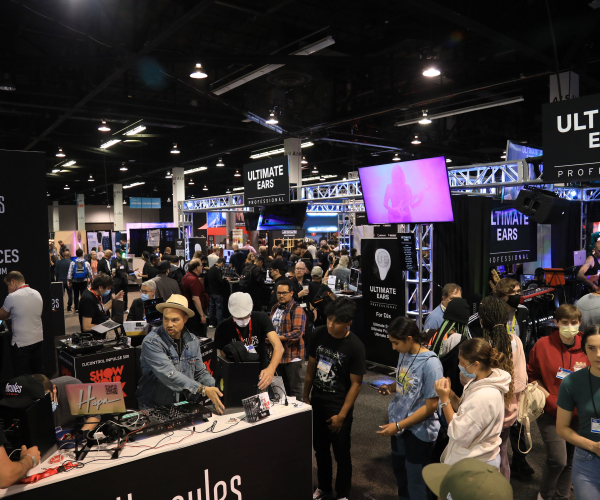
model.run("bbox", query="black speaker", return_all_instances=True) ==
[217,356,261,409]
[514,189,571,224]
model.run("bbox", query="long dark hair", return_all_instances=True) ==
[582,325,600,350]
[478,295,514,405]
[388,316,425,344]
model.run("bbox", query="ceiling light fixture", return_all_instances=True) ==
[184,166,208,175]
[234,170,241,177]
[63,160,76,167]
[418,111,432,124]
[88,175,94,182]
[165,170,172,178]
[226,188,231,194]
[203,185,208,191]
[100,139,121,149]
[392,153,401,161]
[56,148,65,157]
[191,194,196,199]
[123,181,145,189]
[64,184,70,190]
[216,158,224,167]
[500,154,507,159]
[124,125,146,136]
[250,141,314,159]
[167,197,171,202]
[423,67,441,77]
[0,73,16,91]
[153,186,158,192]
[266,111,278,125]
[98,120,111,132]
[301,156,308,164]
[446,158,452,163]
[233,187,245,191]
[52,168,60,173]
[120,162,128,171]
[188,178,194,185]
[190,63,207,79]
[411,135,421,145]
[47,192,50,197]
[311,165,319,174]
[171,143,180,154]
[123,199,127,205]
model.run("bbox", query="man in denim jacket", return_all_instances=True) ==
[137,294,224,412]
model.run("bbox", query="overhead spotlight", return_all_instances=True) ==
[418,111,432,124]
[52,168,60,173]
[500,154,507,159]
[98,120,111,132]
[234,170,241,177]
[167,197,171,202]
[123,199,127,205]
[88,175,95,182]
[188,178,194,185]
[124,125,146,136]
[311,165,319,174]
[226,188,231,194]
[203,185,208,191]
[423,67,441,77]
[190,63,207,79]
[64,184,70,190]
[446,158,452,163]
[100,139,121,149]
[301,156,308,164]
[191,194,196,199]
[107,204,111,209]
[120,162,128,171]
[411,135,421,145]
[266,110,278,125]
[216,158,224,167]
[171,143,180,154]
[165,170,172,178]
[392,153,401,161]
[63,160,76,166]
[0,73,16,91]
[568,189,578,200]
[47,192,50,197]
[56,148,65,157]
[153,186,158,192]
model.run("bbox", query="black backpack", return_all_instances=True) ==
[311,285,334,316]
[239,265,253,292]
[169,266,184,285]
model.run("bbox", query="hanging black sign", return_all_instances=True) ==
[396,234,418,271]
[489,203,537,265]
[542,93,600,181]
[243,156,290,206]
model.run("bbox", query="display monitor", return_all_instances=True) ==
[244,212,260,231]
[223,249,234,263]
[349,268,361,292]
[359,157,453,224]
[258,203,308,230]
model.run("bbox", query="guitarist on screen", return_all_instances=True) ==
[383,164,427,223]
[577,240,600,291]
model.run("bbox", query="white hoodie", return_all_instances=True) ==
[441,368,511,465]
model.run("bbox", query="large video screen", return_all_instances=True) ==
[359,156,453,224]
[258,202,308,230]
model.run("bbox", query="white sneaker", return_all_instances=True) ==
[313,489,331,500]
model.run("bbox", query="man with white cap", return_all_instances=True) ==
[137,294,224,412]
[214,292,284,390]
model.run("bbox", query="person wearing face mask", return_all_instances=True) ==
[577,240,600,292]
[78,274,123,333]
[0,271,44,376]
[527,304,589,500]
[214,292,283,390]
[434,338,511,468]
[127,281,156,322]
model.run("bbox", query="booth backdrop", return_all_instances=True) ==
[0,149,54,381]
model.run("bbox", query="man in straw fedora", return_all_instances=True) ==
[137,294,224,413]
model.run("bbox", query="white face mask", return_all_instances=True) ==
[234,317,251,328]
[559,325,579,339]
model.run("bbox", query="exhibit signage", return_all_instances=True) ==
[130,197,161,209]
[397,234,417,271]
[542,93,600,181]
[489,204,537,265]
[243,156,290,206]
[360,238,403,367]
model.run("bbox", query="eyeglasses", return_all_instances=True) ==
[276,291,292,295]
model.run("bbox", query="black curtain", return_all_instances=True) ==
[433,195,492,313]
[551,201,582,268]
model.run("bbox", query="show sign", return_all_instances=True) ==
[489,204,537,265]
[542,93,600,181]
[243,156,290,206]
[0,150,54,375]
[359,238,403,367]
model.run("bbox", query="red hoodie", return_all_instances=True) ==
[526,328,589,418]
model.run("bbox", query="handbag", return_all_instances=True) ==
[517,381,546,453]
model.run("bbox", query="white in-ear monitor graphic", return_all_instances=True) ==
[375,248,391,280]
[194,244,201,252]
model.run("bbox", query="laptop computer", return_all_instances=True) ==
[65,383,126,416]
[112,299,125,324]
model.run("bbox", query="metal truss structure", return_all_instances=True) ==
[404,224,434,328]
[177,201,193,259]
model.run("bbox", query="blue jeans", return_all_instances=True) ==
[208,294,223,325]
[391,431,435,500]
[572,446,600,499]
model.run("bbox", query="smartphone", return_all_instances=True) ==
[369,382,386,391]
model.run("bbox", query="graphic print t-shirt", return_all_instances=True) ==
[388,350,443,442]
[309,326,366,413]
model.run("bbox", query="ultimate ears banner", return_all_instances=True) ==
[358,238,404,368]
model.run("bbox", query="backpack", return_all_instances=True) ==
[73,260,88,282]
[239,265,255,292]
[169,266,184,285]
[516,381,546,453]
[311,285,334,318]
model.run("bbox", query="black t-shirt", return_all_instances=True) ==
[0,426,7,447]
[309,326,366,413]
[78,289,107,329]
[142,263,159,282]
[214,312,275,369]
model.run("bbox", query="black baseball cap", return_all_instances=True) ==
[0,376,46,409]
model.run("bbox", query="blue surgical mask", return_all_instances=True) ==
[103,289,111,298]
[458,363,476,379]
[141,293,150,301]
[52,401,58,412]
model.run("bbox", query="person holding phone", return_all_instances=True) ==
[377,316,442,500]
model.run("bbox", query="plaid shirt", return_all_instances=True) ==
[270,299,306,363]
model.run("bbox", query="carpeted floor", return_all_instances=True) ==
[56,289,567,500]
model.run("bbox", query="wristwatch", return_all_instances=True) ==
[201,385,206,397]
[440,401,450,408]
[25,454,37,468]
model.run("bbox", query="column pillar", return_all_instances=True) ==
[76,194,85,231]
[284,137,302,187]
[172,167,185,225]
[226,212,236,248]
[113,184,124,231]
[52,201,60,232]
